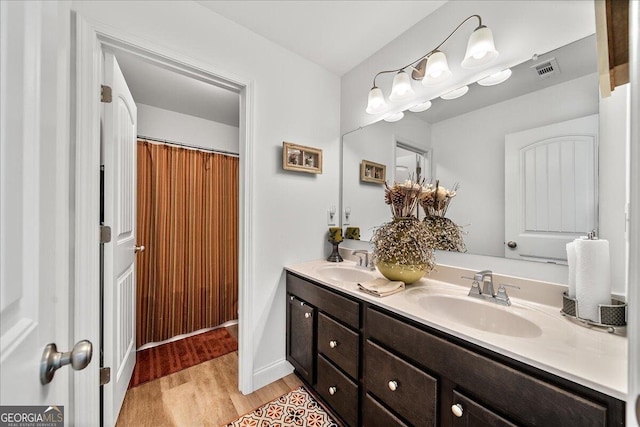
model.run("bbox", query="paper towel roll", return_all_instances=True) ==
[566,241,577,298]
[574,239,611,322]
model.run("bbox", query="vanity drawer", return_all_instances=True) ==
[366,307,609,426]
[364,340,437,426]
[450,390,517,427]
[317,354,358,427]
[287,273,360,328]
[318,312,359,379]
[363,394,409,427]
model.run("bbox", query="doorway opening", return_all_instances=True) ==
[94,36,249,426]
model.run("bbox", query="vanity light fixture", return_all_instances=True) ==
[389,70,415,101]
[477,68,512,86]
[440,85,469,100]
[365,14,499,115]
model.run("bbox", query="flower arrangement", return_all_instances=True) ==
[372,179,436,283]
[419,180,458,217]
[420,181,467,253]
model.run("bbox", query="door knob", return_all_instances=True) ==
[40,340,93,385]
[507,241,517,248]
[134,245,145,253]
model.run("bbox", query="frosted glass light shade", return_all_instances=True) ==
[366,86,387,114]
[409,101,432,112]
[423,51,452,86]
[440,86,469,100]
[477,68,512,86]
[384,111,404,122]
[389,71,414,102]
[461,26,498,69]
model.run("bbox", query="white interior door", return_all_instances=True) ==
[102,51,138,427]
[1,0,73,418]
[505,115,598,263]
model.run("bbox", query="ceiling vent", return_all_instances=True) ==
[531,58,560,79]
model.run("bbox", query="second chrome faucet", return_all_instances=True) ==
[464,270,519,306]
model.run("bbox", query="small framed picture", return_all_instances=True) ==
[282,142,323,174]
[360,160,386,184]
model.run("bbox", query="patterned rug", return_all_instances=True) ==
[129,327,237,388]
[224,386,339,427]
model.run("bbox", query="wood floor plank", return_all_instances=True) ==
[116,348,302,427]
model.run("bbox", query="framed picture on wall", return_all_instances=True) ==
[360,160,386,184]
[282,142,323,174]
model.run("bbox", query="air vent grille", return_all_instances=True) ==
[531,58,560,79]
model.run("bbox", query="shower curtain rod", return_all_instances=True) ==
[137,135,240,158]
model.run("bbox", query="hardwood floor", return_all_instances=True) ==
[116,328,301,426]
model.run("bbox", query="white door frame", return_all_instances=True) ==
[73,14,255,425]
[627,1,639,424]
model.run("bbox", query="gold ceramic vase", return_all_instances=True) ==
[372,217,435,284]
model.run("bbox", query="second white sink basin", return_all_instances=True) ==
[315,264,376,284]
[419,294,543,338]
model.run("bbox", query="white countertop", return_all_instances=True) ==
[285,259,628,401]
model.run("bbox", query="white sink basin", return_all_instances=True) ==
[315,264,376,284]
[419,294,543,338]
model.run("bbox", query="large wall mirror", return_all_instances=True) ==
[341,34,603,265]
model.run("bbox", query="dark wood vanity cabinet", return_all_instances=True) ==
[286,294,316,384]
[285,272,625,427]
[286,272,361,426]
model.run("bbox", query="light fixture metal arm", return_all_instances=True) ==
[370,14,483,87]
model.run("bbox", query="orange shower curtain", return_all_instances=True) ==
[136,140,238,347]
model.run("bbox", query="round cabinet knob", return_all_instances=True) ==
[134,245,145,253]
[328,386,337,396]
[290,296,294,301]
[304,312,312,319]
[387,380,399,392]
[451,403,464,418]
[507,241,517,249]
[329,340,338,348]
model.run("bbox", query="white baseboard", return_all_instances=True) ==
[251,358,294,392]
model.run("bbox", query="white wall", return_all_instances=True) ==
[431,74,598,258]
[137,103,239,153]
[599,84,630,296]
[72,0,341,391]
[343,115,430,241]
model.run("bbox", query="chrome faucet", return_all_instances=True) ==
[474,270,495,297]
[352,250,374,270]
[463,270,520,306]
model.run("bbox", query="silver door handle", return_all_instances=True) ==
[40,340,93,385]
[135,245,145,253]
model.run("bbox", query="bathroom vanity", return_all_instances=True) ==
[285,261,626,426]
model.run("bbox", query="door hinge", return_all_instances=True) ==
[101,85,112,103]
[100,367,111,385]
[100,225,111,243]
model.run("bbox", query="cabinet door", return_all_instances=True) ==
[287,295,316,384]
[450,391,517,427]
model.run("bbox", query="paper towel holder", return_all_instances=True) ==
[561,292,627,334]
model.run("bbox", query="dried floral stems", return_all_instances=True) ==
[384,178,425,218]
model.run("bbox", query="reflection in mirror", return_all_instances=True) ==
[342,116,430,241]
[395,142,432,220]
[341,35,602,262]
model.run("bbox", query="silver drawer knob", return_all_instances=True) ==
[304,312,312,319]
[329,340,338,348]
[451,403,463,418]
[290,296,294,301]
[328,386,337,395]
[387,380,398,391]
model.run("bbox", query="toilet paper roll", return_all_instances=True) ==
[574,239,611,322]
[566,241,577,298]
